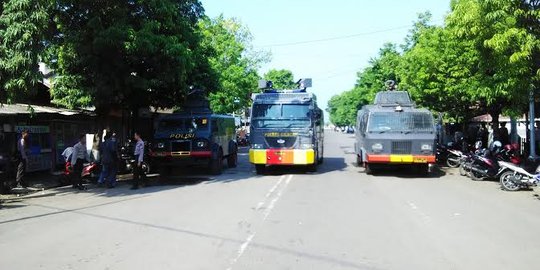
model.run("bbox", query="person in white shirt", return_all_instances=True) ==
[70,134,88,190]
[131,132,146,190]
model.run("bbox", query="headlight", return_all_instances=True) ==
[300,144,314,149]
[251,144,263,149]
[372,143,383,153]
[157,143,165,149]
[421,144,433,151]
[196,141,207,148]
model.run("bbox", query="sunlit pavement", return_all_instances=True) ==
[1,131,539,270]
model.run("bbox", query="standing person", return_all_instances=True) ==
[499,122,510,145]
[131,132,146,190]
[97,131,112,187]
[108,132,119,188]
[477,123,488,149]
[15,130,29,189]
[487,123,495,148]
[70,134,88,190]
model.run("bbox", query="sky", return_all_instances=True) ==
[201,0,451,111]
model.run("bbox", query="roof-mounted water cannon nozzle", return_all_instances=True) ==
[385,80,397,91]
[258,80,273,90]
[395,105,403,112]
[297,78,312,90]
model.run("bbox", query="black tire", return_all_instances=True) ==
[227,152,238,168]
[446,155,461,168]
[459,162,468,176]
[318,147,324,164]
[469,168,485,181]
[158,166,171,181]
[307,162,318,173]
[255,164,266,175]
[417,164,429,176]
[500,171,521,191]
[209,149,223,175]
[365,163,373,175]
[356,153,363,167]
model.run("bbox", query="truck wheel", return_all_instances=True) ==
[159,166,171,181]
[365,163,372,175]
[209,149,223,175]
[227,152,238,168]
[356,154,363,167]
[255,165,266,175]
[417,164,429,176]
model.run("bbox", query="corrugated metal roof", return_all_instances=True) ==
[0,103,94,116]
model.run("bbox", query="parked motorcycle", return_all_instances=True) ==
[467,150,506,181]
[58,161,100,186]
[498,161,540,191]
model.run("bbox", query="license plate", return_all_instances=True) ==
[414,158,428,163]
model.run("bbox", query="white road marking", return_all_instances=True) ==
[225,232,256,270]
[255,175,286,211]
[227,174,293,270]
[407,201,432,224]
[263,175,292,221]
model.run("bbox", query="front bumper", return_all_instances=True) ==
[366,154,436,164]
[150,151,212,165]
[249,149,315,165]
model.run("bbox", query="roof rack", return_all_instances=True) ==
[258,78,312,93]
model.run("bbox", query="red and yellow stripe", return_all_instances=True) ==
[366,154,435,164]
[249,149,315,165]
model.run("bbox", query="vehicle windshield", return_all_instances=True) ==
[157,117,209,132]
[368,112,434,133]
[252,104,311,129]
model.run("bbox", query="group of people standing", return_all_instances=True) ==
[69,131,147,190]
[14,129,147,191]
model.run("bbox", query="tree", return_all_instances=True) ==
[398,24,482,123]
[444,0,540,122]
[264,69,297,89]
[0,0,52,103]
[199,15,269,114]
[327,43,403,126]
[46,0,212,115]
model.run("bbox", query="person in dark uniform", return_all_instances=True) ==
[15,130,29,189]
[499,122,510,146]
[131,132,146,190]
[70,134,88,190]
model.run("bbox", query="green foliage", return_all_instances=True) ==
[200,15,269,114]
[329,1,540,126]
[47,0,210,112]
[264,69,297,89]
[399,24,482,122]
[0,0,52,103]
[327,43,402,126]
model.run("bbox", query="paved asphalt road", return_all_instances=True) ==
[1,131,540,270]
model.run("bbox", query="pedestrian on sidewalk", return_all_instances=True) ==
[15,130,29,189]
[70,134,88,190]
[131,132,146,190]
[108,132,119,188]
[97,131,113,187]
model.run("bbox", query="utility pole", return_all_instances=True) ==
[529,88,537,160]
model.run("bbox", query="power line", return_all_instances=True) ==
[256,20,444,48]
